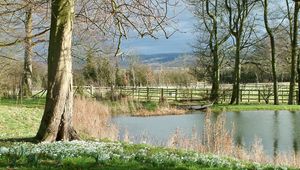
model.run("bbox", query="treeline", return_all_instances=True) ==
[189,0,300,105]
[1,0,300,106]
[75,54,197,87]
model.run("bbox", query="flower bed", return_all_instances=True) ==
[0,141,293,170]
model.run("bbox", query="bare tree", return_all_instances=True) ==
[36,0,78,142]
[284,0,300,104]
[225,0,258,104]
[190,0,229,103]
[261,0,279,105]
[36,0,175,142]
[0,0,49,96]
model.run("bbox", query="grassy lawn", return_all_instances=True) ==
[0,106,43,139]
[0,98,45,108]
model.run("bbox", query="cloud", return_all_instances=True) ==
[121,3,196,55]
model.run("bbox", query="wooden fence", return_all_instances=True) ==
[74,84,299,104]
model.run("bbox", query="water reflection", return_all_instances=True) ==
[291,111,300,153]
[273,111,279,158]
[113,110,300,155]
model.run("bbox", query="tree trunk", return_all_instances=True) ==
[210,47,220,103]
[298,50,300,105]
[263,0,279,105]
[206,0,220,104]
[36,0,78,142]
[21,5,33,97]
[230,38,241,105]
[288,1,299,105]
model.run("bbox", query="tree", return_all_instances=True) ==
[225,0,258,104]
[36,0,173,142]
[21,2,33,97]
[0,0,49,97]
[190,0,229,103]
[286,0,300,104]
[262,0,279,105]
[83,52,98,83]
[36,0,78,142]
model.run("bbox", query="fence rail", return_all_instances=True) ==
[74,84,299,104]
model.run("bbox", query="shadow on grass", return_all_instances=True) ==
[0,137,38,145]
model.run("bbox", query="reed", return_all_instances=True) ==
[73,97,119,140]
[167,108,300,168]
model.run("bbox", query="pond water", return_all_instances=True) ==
[112,110,300,156]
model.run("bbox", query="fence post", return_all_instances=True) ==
[132,87,135,99]
[146,87,150,101]
[161,88,164,100]
[190,89,193,101]
[137,87,140,101]
[282,90,284,103]
[248,90,250,102]
[240,89,243,103]
[175,89,178,101]
[258,90,261,103]
[296,91,299,104]
[90,85,94,96]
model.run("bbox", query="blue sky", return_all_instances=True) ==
[121,3,196,55]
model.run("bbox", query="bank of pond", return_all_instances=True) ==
[113,110,300,157]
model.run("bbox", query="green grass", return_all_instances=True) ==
[0,157,229,170]
[0,98,45,108]
[0,106,43,139]
[1,97,300,113]
[140,101,159,111]
[211,104,300,112]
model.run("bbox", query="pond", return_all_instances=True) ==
[112,110,300,156]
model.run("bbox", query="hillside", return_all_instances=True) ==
[120,52,196,69]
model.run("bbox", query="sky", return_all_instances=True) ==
[121,2,196,55]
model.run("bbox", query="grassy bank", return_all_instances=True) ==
[0,98,186,116]
[2,98,300,117]
[211,104,300,112]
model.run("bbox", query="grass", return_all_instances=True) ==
[211,103,300,112]
[0,106,43,139]
[0,98,45,108]
[0,157,227,170]
[1,97,300,113]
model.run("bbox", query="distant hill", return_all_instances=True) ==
[120,53,196,69]
[72,52,196,70]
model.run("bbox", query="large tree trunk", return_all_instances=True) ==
[36,0,78,142]
[263,0,279,105]
[288,1,299,105]
[21,5,33,97]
